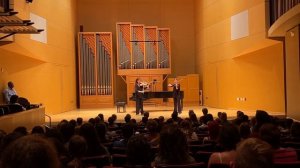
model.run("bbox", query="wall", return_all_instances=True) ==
[76,0,196,101]
[195,0,285,113]
[0,0,77,114]
[286,25,300,120]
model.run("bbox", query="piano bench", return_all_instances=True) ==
[116,102,126,113]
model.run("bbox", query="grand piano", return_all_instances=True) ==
[130,91,184,111]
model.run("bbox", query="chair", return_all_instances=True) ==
[116,101,126,113]
[112,154,128,167]
[82,154,111,168]
[194,151,213,163]
[0,105,9,115]
[7,104,23,113]
[282,142,300,149]
[112,147,127,154]
[156,162,206,168]
[274,161,300,168]
[210,164,231,168]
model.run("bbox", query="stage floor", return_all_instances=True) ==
[48,105,285,124]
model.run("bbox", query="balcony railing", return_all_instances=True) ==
[270,0,300,26]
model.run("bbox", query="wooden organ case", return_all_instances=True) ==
[116,22,171,106]
[78,32,114,108]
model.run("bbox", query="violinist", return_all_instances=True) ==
[168,78,182,113]
[135,78,144,115]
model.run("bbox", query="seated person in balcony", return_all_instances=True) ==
[3,81,17,104]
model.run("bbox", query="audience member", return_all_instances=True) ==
[127,134,152,167]
[112,124,134,148]
[2,81,17,104]
[239,122,251,140]
[208,124,240,167]
[31,126,45,135]
[153,124,195,166]
[145,119,160,147]
[124,114,131,123]
[0,135,60,168]
[67,135,87,168]
[259,123,298,162]
[235,138,273,168]
[180,119,198,142]
[79,123,108,156]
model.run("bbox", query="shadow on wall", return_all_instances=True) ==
[0,48,46,104]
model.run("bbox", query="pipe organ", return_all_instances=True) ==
[78,32,114,108]
[116,22,171,75]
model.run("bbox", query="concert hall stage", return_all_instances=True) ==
[49,105,285,124]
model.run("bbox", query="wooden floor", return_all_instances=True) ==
[49,104,285,124]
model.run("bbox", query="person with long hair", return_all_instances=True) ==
[168,78,182,113]
[153,124,195,166]
[135,78,144,115]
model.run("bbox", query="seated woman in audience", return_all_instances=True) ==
[180,119,198,142]
[95,123,109,143]
[259,123,298,162]
[67,135,87,168]
[188,110,199,127]
[208,124,240,168]
[145,119,160,147]
[239,122,251,140]
[127,134,152,167]
[202,120,219,144]
[112,124,134,148]
[282,121,300,143]
[79,123,109,157]
[235,138,273,168]
[153,124,196,166]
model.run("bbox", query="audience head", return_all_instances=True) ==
[76,117,83,126]
[239,122,251,139]
[217,112,222,119]
[158,124,190,164]
[31,126,45,135]
[127,134,151,166]
[98,113,104,121]
[259,123,280,149]
[235,138,273,168]
[218,124,240,150]
[68,135,87,158]
[108,116,114,125]
[0,135,60,168]
[158,116,165,123]
[122,124,134,140]
[208,120,220,140]
[13,126,27,136]
[10,95,19,104]
[124,114,131,123]
[112,114,117,121]
[146,119,159,134]
[220,112,228,123]
[188,110,195,117]
[291,122,300,138]
[7,81,14,89]
[171,111,178,121]
[143,111,150,118]
[95,123,107,142]
[202,108,208,115]
[255,110,270,125]
[88,118,95,125]
[141,116,148,124]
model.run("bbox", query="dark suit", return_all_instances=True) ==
[172,84,182,113]
[135,82,144,114]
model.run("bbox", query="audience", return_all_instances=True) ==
[1,109,299,168]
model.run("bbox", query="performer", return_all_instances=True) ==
[2,81,17,104]
[135,78,144,115]
[168,78,182,113]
